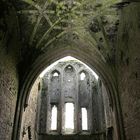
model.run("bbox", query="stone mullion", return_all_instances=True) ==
[58,69,63,134]
[88,74,92,133]
[90,77,94,134]
[77,72,82,133]
[74,72,79,134]
[46,74,51,134]
[61,69,65,134]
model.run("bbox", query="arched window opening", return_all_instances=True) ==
[53,72,59,77]
[64,65,76,99]
[65,65,74,73]
[81,108,88,130]
[20,56,116,140]
[80,72,86,80]
[64,103,74,133]
[68,66,72,69]
[51,105,58,130]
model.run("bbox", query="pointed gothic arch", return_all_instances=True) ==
[12,45,125,140]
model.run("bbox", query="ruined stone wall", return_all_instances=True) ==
[0,1,20,139]
[117,3,140,140]
[21,78,41,140]
[38,60,107,140]
[0,52,19,140]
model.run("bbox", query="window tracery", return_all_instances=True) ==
[38,61,106,136]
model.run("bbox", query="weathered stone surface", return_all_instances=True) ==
[0,1,140,140]
[117,3,140,140]
[0,53,19,140]
[0,2,19,139]
[35,60,109,140]
[21,78,40,140]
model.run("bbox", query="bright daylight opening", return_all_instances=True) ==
[81,108,88,130]
[39,56,99,80]
[51,105,57,130]
[65,103,74,133]
[39,56,99,133]
[53,72,59,77]
[80,72,86,80]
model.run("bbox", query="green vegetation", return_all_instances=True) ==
[18,0,121,62]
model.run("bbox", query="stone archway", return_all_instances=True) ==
[12,44,125,140]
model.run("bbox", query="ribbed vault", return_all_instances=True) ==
[15,0,123,62]
[11,0,128,139]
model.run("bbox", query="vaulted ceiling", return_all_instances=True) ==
[14,0,123,63]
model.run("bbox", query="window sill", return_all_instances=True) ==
[47,131,91,136]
